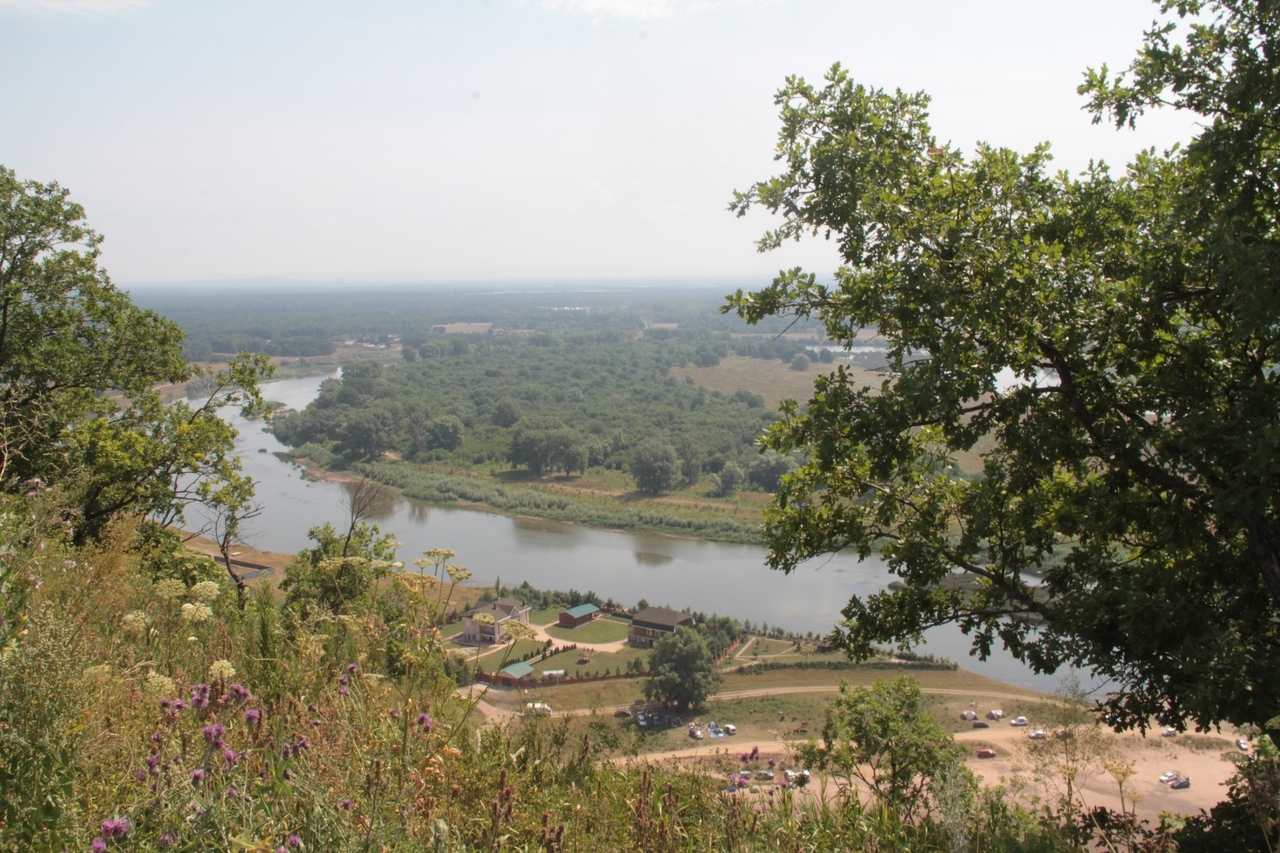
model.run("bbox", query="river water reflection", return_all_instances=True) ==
[208,371,1071,692]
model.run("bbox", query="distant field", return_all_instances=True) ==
[670,355,880,409]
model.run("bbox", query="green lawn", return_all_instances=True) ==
[528,606,561,626]
[545,616,630,644]
[532,645,648,679]
[476,639,546,674]
[440,621,465,638]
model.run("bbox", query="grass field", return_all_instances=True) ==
[527,606,561,626]
[475,639,545,674]
[533,644,648,678]
[670,355,881,409]
[545,616,631,644]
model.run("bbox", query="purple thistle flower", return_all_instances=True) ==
[306,702,317,713]
[202,723,226,746]
[224,748,239,764]
[244,708,261,725]
[91,838,107,852]
[192,695,208,710]
[190,768,205,786]
[338,686,350,695]
[158,834,172,848]
[287,834,303,848]
[151,731,163,743]
[389,708,399,720]
[230,683,252,701]
[346,662,359,674]
[338,674,348,686]
[416,712,433,732]
[134,769,147,782]
[100,817,130,838]
[339,798,353,810]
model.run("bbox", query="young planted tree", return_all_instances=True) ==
[728,0,1280,733]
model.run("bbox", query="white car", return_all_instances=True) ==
[1159,771,1180,783]
[1161,727,1178,738]
[1236,738,1251,752]
[1009,716,1029,727]
[1028,729,1048,740]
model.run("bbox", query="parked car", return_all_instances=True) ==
[977,748,997,759]
[1161,727,1177,738]
[723,724,737,735]
[1009,716,1029,727]
[1028,729,1048,740]
[756,770,775,781]
[614,708,632,718]
[1159,771,1180,783]
[1236,738,1251,752]
[1171,776,1191,790]
[972,720,990,729]
[636,713,647,727]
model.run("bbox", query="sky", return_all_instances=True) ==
[0,0,1199,286]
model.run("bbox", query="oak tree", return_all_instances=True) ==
[0,166,271,541]
[728,1,1280,732]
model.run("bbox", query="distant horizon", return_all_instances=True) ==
[120,271,780,293]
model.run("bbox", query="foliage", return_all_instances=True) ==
[280,521,400,616]
[0,166,272,541]
[644,625,721,711]
[726,2,1280,732]
[801,676,966,821]
[630,439,680,494]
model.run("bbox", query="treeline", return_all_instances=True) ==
[271,328,814,496]
[130,281,827,363]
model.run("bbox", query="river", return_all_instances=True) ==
[201,370,1078,692]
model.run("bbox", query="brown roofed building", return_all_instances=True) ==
[628,606,694,646]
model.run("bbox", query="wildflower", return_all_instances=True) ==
[346,662,359,674]
[82,664,113,682]
[224,748,239,764]
[190,768,205,786]
[338,675,348,686]
[416,713,434,733]
[208,659,236,682]
[389,708,399,720]
[145,672,176,697]
[229,683,252,701]
[121,610,149,636]
[190,580,221,602]
[190,684,211,710]
[153,578,187,601]
[100,818,130,838]
[181,602,213,624]
[338,798,353,810]
[91,838,107,852]
[134,769,147,782]
[244,708,261,725]
[338,686,350,695]
[307,702,317,713]
[287,835,303,848]
[202,724,226,747]
[158,834,172,848]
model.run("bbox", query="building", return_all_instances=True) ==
[493,661,534,688]
[461,597,531,644]
[558,602,601,628]
[628,606,694,646]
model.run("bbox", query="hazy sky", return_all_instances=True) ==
[1,0,1197,285]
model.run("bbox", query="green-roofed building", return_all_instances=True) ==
[558,602,601,628]
[494,661,534,687]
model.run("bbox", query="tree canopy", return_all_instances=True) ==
[644,625,720,712]
[728,0,1280,733]
[0,166,270,541]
